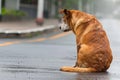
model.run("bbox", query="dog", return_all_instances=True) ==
[59,9,113,72]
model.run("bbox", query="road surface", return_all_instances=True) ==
[0,19,120,80]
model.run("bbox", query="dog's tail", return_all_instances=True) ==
[60,66,97,72]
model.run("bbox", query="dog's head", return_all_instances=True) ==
[59,9,72,32]
[59,9,94,32]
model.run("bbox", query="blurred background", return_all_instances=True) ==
[0,0,120,22]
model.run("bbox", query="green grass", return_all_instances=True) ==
[2,8,26,17]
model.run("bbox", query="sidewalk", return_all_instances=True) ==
[0,19,59,38]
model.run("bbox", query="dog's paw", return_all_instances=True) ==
[60,66,75,72]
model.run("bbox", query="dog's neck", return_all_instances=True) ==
[73,18,103,41]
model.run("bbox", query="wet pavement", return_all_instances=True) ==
[0,19,120,80]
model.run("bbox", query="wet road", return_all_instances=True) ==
[0,19,120,80]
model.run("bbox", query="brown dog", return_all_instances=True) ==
[59,9,113,72]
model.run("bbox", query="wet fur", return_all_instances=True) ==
[59,9,113,72]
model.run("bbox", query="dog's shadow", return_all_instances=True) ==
[75,72,110,80]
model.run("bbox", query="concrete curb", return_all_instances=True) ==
[0,25,58,38]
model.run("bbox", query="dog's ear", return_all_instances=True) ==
[59,9,70,16]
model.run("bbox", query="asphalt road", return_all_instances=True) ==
[0,19,120,80]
